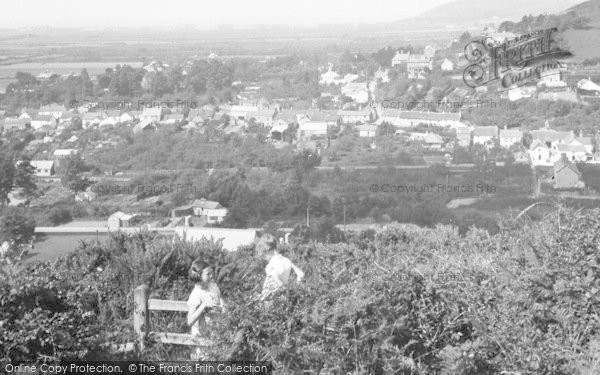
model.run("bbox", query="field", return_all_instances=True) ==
[26,233,108,265]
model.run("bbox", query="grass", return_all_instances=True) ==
[25,233,109,265]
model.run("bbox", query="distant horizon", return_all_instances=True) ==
[0,0,581,29]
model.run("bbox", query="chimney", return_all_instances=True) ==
[580,129,583,138]
[504,125,507,130]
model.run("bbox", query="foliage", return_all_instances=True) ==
[0,207,35,245]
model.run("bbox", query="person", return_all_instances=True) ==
[187,258,225,359]
[257,234,305,301]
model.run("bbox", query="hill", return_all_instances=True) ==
[410,0,582,27]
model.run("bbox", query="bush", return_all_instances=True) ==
[2,207,600,374]
[47,208,73,226]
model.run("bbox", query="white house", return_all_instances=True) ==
[391,51,410,67]
[140,107,163,122]
[107,211,136,231]
[556,143,587,162]
[53,149,79,159]
[30,160,55,177]
[39,104,66,119]
[410,132,444,149]
[298,121,328,139]
[338,109,371,124]
[441,58,454,72]
[31,115,55,130]
[499,127,523,148]
[528,140,552,166]
[456,126,472,147]
[246,109,276,127]
[378,109,463,128]
[132,118,155,134]
[191,198,228,224]
[357,125,377,137]
[82,112,104,128]
[472,126,498,146]
[221,105,259,121]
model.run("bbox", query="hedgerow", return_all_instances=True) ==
[2,207,600,374]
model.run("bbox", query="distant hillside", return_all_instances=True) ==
[560,0,600,61]
[411,0,582,26]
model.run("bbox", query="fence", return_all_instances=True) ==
[133,284,212,350]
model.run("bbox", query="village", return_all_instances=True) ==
[1,22,600,265]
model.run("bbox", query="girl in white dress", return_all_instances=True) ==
[257,234,305,301]
[187,259,225,359]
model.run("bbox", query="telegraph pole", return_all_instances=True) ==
[306,206,309,226]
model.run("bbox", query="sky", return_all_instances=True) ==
[0,0,583,29]
[0,0,457,28]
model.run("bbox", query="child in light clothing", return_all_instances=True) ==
[257,234,304,301]
[187,259,225,359]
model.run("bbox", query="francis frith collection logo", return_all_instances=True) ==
[463,28,573,89]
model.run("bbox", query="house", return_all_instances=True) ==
[191,198,228,224]
[341,82,369,104]
[423,132,444,150]
[53,149,79,159]
[571,136,594,155]
[338,109,371,124]
[140,107,163,122]
[246,109,276,127]
[552,157,584,189]
[82,112,104,128]
[99,116,119,128]
[472,126,498,145]
[39,104,66,119]
[221,105,259,121]
[269,120,289,141]
[298,121,328,140]
[307,110,338,124]
[528,140,552,166]
[577,78,600,96]
[107,211,137,231]
[59,111,80,125]
[556,143,587,162]
[513,151,530,164]
[31,115,55,130]
[30,160,55,177]
[75,190,97,202]
[391,50,410,67]
[455,126,472,147]
[379,109,463,128]
[410,132,444,149]
[132,118,155,134]
[357,125,377,137]
[66,135,79,144]
[441,58,454,72]
[174,227,257,252]
[499,127,523,148]
[3,118,28,132]
[161,113,185,125]
[407,54,433,78]
[531,125,575,150]
[119,112,137,123]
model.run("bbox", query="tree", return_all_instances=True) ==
[59,155,91,192]
[14,156,37,199]
[0,208,35,245]
[0,151,16,206]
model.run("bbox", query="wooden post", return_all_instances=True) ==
[134,285,150,351]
